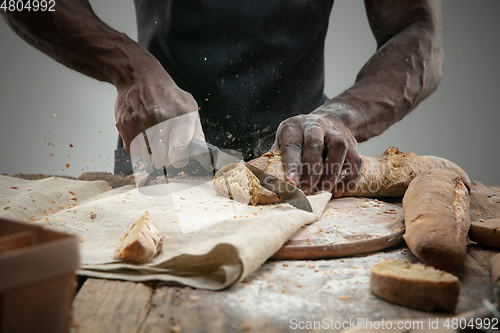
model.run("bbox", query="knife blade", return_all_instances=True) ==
[187,139,313,213]
[132,132,312,212]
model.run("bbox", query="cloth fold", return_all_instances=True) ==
[0,175,330,290]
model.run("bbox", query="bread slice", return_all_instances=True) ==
[469,217,500,248]
[114,211,164,264]
[213,163,280,205]
[370,259,460,312]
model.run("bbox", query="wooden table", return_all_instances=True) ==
[70,182,500,333]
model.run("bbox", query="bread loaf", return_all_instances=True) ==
[402,169,470,272]
[114,211,164,264]
[213,163,280,205]
[249,148,470,198]
[370,259,460,312]
[343,147,470,197]
[469,217,500,248]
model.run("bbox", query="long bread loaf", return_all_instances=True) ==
[343,147,470,197]
[248,148,470,197]
[402,169,470,272]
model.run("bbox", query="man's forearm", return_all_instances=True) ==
[1,0,152,88]
[319,0,443,143]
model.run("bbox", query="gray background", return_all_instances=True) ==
[1,0,499,185]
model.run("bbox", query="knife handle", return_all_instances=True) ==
[188,138,243,172]
[187,138,217,171]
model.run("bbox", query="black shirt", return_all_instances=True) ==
[133,0,333,159]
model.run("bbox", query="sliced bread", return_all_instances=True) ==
[370,259,460,312]
[114,211,164,264]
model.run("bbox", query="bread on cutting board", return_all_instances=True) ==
[213,163,280,205]
[114,211,164,264]
[370,259,460,312]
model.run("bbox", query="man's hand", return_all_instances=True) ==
[115,59,204,169]
[1,0,205,170]
[274,0,442,197]
[274,108,363,197]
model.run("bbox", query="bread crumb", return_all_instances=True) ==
[168,325,181,333]
[10,186,18,189]
[338,296,351,300]
[243,325,251,331]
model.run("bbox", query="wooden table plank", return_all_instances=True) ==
[470,182,500,222]
[137,244,493,333]
[72,183,500,333]
[467,182,500,272]
[71,278,154,333]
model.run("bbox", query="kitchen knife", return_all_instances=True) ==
[189,138,313,213]
[132,135,313,212]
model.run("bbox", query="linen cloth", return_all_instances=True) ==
[0,175,330,290]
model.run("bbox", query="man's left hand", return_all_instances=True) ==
[273,109,363,197]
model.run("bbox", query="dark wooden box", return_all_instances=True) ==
[0,218,80,333]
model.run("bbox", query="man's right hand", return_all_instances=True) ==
[1,0,205,170]
[114,58,205,169]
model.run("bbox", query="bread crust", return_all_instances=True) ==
[402,170,470,272]
[114,211,164,264]
[370,259,460,312]
[248,149,285,180]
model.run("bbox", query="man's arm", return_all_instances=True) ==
[276,0,443,197]
[1,0,204,167]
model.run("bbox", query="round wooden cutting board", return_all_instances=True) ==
[272,197,405,259]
